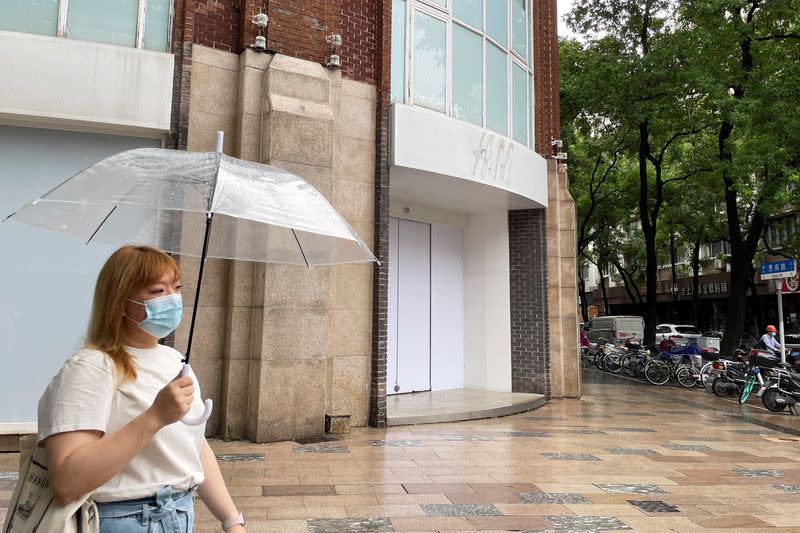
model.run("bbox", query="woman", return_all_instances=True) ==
[37,245,246,532]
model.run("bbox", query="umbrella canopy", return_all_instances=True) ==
[6,147,375,266]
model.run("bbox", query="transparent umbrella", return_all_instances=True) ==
[5,132,377,425]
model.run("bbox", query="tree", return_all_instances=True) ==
[567,0,712,344]
[680,0,800,354]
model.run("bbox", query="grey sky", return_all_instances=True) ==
[558,0,573,37]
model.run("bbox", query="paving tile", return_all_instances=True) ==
[442,434,494,441]
[263,485,334,496]
[0,473,17,481]
[421,503,503,516]
[307,517,394,532]
[294,444,350,454]
[542,453,602,462]
[402,483,474,494]
[444,483,542,504]
[773,483,800,493]
[268,506,349,520]
[690,514,771,528]
[466,515,550,530]
[732,468,787,478]
[335,484,407,495]
[543,514,632,531]
[371,440,425,447]
[517,493,590,504]
[626,500,679,513]
[595,484,669,495]
[503,431,553,438]
[217,453,265,462]
[606,448,656,456]
[610,427,655,433]
[389,516,474,531]
[344,505,425,518]
[663,444,713,452]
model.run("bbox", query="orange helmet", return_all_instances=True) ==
[766,325,777,333]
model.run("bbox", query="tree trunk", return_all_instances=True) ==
[598,263,610,315]
[691,240,701,328]
[578,266,589,322]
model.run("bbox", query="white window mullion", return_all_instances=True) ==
[56,0,68,37]
[482,0,487,129]
[405,0,413,105]
[135,0,147,49]
[446,17,452,117]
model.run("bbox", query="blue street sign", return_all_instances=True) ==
[760,259,797,280]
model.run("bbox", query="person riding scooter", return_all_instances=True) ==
[761,325,787,358]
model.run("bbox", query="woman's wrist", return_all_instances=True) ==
[222,511,245,531]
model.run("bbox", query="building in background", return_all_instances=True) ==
[0,0,578,446]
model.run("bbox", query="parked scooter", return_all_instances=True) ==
[761,366,800,413]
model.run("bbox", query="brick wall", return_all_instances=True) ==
[194,0,241,52]
[340,0,379,84]
[369,0,392,428]
[169,0,192,150]
[533,0,560,156]
[509,209,551,398]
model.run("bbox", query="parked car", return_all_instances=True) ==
[584,316,645,344]
[698,330,723,351]
[655,324,702,345]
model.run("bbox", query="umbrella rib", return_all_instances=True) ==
[86,205,118,245]
[291,229,310,268]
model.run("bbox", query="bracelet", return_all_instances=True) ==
[222,511,245,530]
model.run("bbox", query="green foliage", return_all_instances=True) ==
[564,0,800,345]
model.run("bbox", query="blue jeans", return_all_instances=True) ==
[96,486,195,533]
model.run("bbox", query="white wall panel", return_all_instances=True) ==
[463,212,512,392]
[431,224,464,391]
[387,218,431,394]
[0,126,160,426]
[0,31,173,135]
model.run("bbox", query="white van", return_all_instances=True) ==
[584,315,645,344]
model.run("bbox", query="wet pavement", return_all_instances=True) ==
[3,368,800,531]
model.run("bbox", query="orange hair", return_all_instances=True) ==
[86,245,179,383]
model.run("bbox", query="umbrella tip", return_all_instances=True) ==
[215,131,224,155]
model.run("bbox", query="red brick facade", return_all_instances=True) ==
[533,0,561,157]
[171,1,379,86]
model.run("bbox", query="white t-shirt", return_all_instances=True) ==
[37,344,206,502]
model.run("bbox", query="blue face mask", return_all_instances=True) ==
[771,332,777,337]
[128,293,183,339]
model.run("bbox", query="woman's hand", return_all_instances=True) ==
[146,373,194,427]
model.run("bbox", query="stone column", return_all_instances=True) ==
[546,159,580,398]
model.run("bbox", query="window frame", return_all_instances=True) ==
[400,0,534,148]
[50,0,173,51]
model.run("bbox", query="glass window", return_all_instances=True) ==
[512,63,527,144]
[511,0,528,59]
[144,0,171,51]
[66,0,139,47]
[452,0,482,30]
[413,11,446,112]
[529,72,534,147]
[485,42,507,135]
[486,0,508,47]
[426,0,447,7]
[0,0,59,36]
[391,0,407,103]
[452,24,483,126]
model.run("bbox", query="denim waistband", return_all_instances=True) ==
[96,486,196,523]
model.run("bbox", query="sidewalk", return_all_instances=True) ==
[3,370,800,531]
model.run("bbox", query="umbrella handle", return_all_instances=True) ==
[179,363,213,426]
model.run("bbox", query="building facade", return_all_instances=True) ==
[0,0,578,446]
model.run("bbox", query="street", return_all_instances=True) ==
[4,368,800,532]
